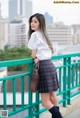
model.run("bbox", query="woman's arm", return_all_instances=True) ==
[31,50,39,64]
[31,50,36,59]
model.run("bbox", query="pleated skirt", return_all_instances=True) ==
[38,60,60,93]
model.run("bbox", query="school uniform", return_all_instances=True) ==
[28,30,59,93]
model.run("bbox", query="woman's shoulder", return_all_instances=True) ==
[30,31,41,42]
[31,31,39,36]
[31,30,41,39]
[30,32,37,39]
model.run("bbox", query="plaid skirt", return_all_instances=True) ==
[38,60,59,93]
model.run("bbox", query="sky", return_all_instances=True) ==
[0,0,80,25]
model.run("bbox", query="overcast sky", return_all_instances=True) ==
[0,0,80,25]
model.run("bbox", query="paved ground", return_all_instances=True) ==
[65,107,80,118]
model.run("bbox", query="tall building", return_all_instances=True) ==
[20,0,23,15]
[47,22,73,50]
[22,0,32,18]
[71,24,80,33]
[0,3,8,50]
[9,0,17,22]
[8,20,27,48]
[9,0,32,22]
[71,24,80,45]
[44,12,53,26]
[14,15,29,41]
[72,29,80,45]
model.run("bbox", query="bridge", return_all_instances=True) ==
[0,53,80,118]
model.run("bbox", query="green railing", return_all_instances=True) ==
[0,53,80,118]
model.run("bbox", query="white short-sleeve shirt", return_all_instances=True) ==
[27,30,52,60]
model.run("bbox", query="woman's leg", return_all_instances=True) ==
[50,92,59,106]
[50,91,63,117]
[41,93,63,118]
[41,93,54,110]
[41,93,54,118]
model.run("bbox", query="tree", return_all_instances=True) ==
[0,46,31,71]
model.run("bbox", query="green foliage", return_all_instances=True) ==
[0,46,31,61]
[0,46,31,71]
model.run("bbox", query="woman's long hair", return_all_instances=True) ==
[28,13,54,54]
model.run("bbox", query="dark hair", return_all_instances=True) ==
[28,13,54,54]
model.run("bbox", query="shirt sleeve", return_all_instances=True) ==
[27,32,38,50]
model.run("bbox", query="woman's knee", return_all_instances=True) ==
[50,95,58,103]
[41,93,54,109]
[42,101,50,108]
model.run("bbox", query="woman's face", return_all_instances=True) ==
[30,17,40,31]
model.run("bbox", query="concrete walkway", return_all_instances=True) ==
[65,107,80,118]
[60,95,80,118]
[40,95,80,118]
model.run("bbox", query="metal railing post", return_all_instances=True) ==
[67,57,71,105]
[28,63,33,118]
[36,91,40,118]
[3,80,7,110]
[63,58,67,107]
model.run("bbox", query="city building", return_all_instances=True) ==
[71,24,80,33]
[61,45,80,54]
[44,12,53,26]
[22,0,32,18]
[9,0,32,22]
[71,24,80,45]
[8,20,27,48]
[9,0,17,22]
[0,3,8,50]
[14,15,29,43]
[75,30,80,44]
[47,22,73,50]
[72,31,80,45]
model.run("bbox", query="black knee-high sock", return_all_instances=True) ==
[49,106,63,118]
[56,106,59,110]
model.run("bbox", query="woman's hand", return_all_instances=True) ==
[34,58,39,64]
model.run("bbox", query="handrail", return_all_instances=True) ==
[51,53,80,60]
[0,53,80,118]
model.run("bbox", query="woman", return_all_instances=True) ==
[28,13,63,118]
